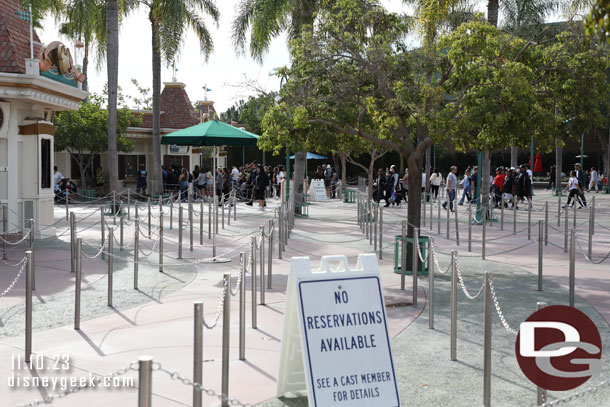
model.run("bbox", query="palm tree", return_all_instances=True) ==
[144,0,219,194]
[107,0,120,193]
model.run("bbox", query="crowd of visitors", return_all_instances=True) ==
[371,162,608,211]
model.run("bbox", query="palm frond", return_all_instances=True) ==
[232,0,258,54]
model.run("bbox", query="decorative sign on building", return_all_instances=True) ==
[309,180,328,202]
[277,254,400,407]
[38,41,85,87]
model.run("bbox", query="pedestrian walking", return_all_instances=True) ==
[442,165,458,212]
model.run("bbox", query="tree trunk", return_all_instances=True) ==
[293,151,306,208]
[367,154,375,202]
[510,146,518,168]
[106,0,119,193]
[555,140,562,195]
[599,129,609,186]
[82,41,89,93]
[78,155,87,190]
[481,151,490,209]
[425,147,431,194]
[339,153,347,192]
[487,0,499,27]
[151,16,163,195]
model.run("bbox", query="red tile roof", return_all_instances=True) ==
[137,83,202,130]
[0,0,42,74]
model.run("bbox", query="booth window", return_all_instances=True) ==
[41,139,51,189]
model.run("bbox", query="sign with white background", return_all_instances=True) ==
[277,254,400,407]
[309,180,329,202]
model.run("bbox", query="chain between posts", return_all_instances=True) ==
[455,256,486,300]
[430,241,451,274]
[0,254,28,267]
[202,277,228,330]
[574,234,610,264]
[488,274,518,335]
[0,258,27,298]
[540,378,610,406]
[81,243,106,259]
[14,362,139,407]
[0,229,31,245]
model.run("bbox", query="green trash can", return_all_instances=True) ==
[82,189,96,202]
[344,188,356,203]
[393,234,430,275]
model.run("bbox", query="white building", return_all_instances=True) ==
[0,0,87,237]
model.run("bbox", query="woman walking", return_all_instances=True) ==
[430,169,442,200]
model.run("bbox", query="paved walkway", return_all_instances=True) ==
[0,189,609,406]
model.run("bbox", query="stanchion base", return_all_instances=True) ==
[202,258,232,264]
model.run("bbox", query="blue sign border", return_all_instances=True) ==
[297,275,400,406]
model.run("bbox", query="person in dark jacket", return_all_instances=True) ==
[574,163,588,207]
[375,168,388,205]
[502,168,516,208]
[515,165,532,209]
[255,164,269,211]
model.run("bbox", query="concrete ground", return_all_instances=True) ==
[1,188,609,406]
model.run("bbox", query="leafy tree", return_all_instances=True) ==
[261,0,434,235]
[220,99,246,124]
[145,0,220,194]
[587,0,610,42]
[129,78,153,110]
[54,95,136,188]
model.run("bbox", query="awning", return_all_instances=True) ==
[160,120,259,146]
[289,152,328,160]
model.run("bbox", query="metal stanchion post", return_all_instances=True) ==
[134,220,139,289]
[454,202,459,245]
[74,238,82,330]
[159,213,164,273]
[446,204,450,239]
[482,208,486,260]
[483,271,492,407]
[437,201,441,235]
[215,196,219,235]
[228,192,231,227]
[65,190,69,221]
[268,220,273,289]
[108,228,113,307]
[200,201,204,245]
[127,189,131,221]
[189,202,194,252]
[374,206,378,253]
[278,209,283,260]
[500,200,504,231]
[450,250,457,361]
[423,194,426,227]
[222,196,225,229]
[401,221,406,291]
[70,212,75,272]
[557,195,561,227]
[544,201,549,246]
[234,190,237,221]
[178,206,183,260]
[113,191,117,225]
[569,229,575,307]
[120,215,124,251]
[428,239,434,329]
[430,194,434,231]
[193,302,203,407]
[239,253,246,360]
[412,228,418,307]
[259,226,265,305]
[564,208,568,253]
[170,199,173,230]
[527,202,532,240]
[148,198,151,238]
[538,220,543,291]
[101,206,105,260]
[573,202,576,230]
[221,272,231,407]
[208,201,212,240]
[2,205,7,260]
[379,207,383,260]
[468,204,472,253]
[511,198,516,235]
[536,301,548,406]
[251,237,257,329]
[588,199,594,259]
[25,251,32,363]
[138,356,153,407]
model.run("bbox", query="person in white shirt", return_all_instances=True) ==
[429,169,442,200]
[589,167,599,192]
[564,171,583,208]
[276,166,285,199]
[53,166,63,187]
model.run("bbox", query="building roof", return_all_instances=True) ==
[0,0,42,74]
[140,82,200,129]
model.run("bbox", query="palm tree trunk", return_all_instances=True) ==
[293,151,306,208]
[151,16,163,195]
[481,151,491,209]
[106,0,119,193]
[487,0,499,27]
[82,41,89,93]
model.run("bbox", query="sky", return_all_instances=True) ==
[38,0,411,114]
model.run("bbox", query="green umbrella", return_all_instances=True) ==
[160,120,259,146]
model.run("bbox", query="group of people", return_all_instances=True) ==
[159,162,287,211]
[313,164,339,199]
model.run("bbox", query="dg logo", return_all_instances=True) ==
[515,305,602,391]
